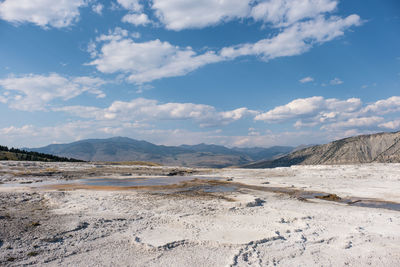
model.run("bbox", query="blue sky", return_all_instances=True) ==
[0,0,399,148]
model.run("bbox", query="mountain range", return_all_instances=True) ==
[244,131,400,168]
[24,131,400,168]
[27,137,294,168]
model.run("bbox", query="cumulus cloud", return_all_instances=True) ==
[255,95,400,132]
[122,13,151,26]
[255,96,362,122]
[362,96,400,115]
[89,14,360,84]
[321,116,384,130]
[88,37,222,84]
[220,15,361,60]
[151,0,250,30]
[0,0,86,28]
[87,27,131,58]
[113,0,342,33]
[95,27,129,42]
[0,73,106,111]
[150,0,338,31]
[3,96,400,148]
[379,120,400,130]
[55,98,257,127]
[54,95,400,133]
[255,96,325,121]
[117,0,155,26]
[299,76,314,83]
[250,0,338,27]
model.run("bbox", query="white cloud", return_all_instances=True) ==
[44,94,400,135]
[255,95,400,133]
[299,76,314,83]
[151,0,339,31]
[151,0,250,30]
[117,0,142,12]
[379,120,400,130]
[0,125,36,136]
[255,96,362,122]
[88,37,222,84]
[0,0,86,28]
[321,116,384,130]
[0,73,106,111]
[220,15,361,60]
[117,0,153,26]
[255,96,325,121]
[122,13,151,26]
[89,14,360,84]
[96,27,129,42]
[251,0,338,27]
[87,27,131,58]
[362,96,400,115]
[330,77,343,85]
[3,94,399,148]
[92,3,103,15]
[55,98,257,127]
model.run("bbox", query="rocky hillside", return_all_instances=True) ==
[28,137,294,168]
[244,131,400,168]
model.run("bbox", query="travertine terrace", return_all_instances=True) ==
[1,161,400,266]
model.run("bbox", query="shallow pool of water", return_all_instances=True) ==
[1,176,223,188]
[80,176,223,187]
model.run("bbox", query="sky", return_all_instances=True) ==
[0,0,399,148]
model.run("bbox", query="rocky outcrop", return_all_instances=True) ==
[244,131,400,168]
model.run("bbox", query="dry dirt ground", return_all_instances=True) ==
[0,161,399,266]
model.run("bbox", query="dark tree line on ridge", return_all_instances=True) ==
[0,145,84,162]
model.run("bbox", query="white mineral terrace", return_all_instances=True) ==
[0,162,399,266]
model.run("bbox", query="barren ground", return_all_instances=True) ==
[0,161,399,266]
